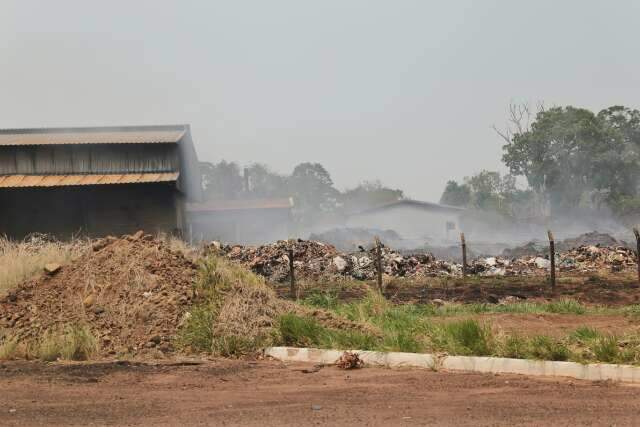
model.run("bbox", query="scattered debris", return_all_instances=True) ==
[215,234,639,282]
[336,351,364,369]
[309,228,402,252]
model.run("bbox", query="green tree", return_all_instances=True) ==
[340,180,404,213]
[245,163,289,199]
[199,160,243,200]
[439,180,471,207]
[288,162,340,222]
[501,106,609,210]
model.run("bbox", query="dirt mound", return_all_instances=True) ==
[0,232,198,358]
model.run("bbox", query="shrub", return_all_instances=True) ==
[571,326,601,342]
[36,323,98,361]
[432,319,493,356]
[500,335,530,359]
[591,336,620,363]
[529,336,569,361]
[176,304,217,352]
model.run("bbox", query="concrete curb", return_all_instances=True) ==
[265,347,640,383]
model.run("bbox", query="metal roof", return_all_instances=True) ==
[0,130,185,146]
[0,172,179,188]
[186,198,294,213]
[350,199,465,216]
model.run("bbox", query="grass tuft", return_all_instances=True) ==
[36,323,98,361]
[529,336,569,361]
[432,319,493,356]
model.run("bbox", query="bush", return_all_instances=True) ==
[176,304,217,352]
[432,319,493,356]
[529,336,569,361]
[500,335,530,359]
[37,323,97,361]
[571,326,601,342]
[591,336,620,363]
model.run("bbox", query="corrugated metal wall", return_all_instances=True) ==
[0,183,179,239]
[0,144,178,175]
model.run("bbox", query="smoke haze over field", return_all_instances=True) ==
[1,1,640,201]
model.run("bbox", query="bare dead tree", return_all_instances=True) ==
[492,101,546,144]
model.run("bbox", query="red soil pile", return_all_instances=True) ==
[0,232,198,358]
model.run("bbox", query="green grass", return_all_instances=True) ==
[430,319,493,356]
[528,336,570,361]
[296,290,640,365]
[177,262,640,364]
[590,335,620,363]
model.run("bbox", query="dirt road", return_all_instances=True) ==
[1,359,639,426]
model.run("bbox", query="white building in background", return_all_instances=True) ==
[346,199,464,245]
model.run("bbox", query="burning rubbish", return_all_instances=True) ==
[211,233,639,282]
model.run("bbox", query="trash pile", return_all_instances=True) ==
[0,231,198,357]
[308,228,403,252]
[503,232,630,258]
[215,237,639,282]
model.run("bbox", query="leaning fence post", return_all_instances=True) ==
[288,245,297,300]
[633,228,640,285]
[374,236,383,294]
[547,230,556,292]
[460,232,467,277]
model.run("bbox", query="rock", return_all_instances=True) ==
[534,257,551,269]
[484,257,497,267]
[83,294,96,308]
[431,298,446,307]
[311,405,322,411]
[333,256,348,272]
[149,335,161,345]
[158,342,173,353]
[92,306,105,315]
[44,263,61,275]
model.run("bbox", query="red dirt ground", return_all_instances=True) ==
[279,272,640,306]
[1,359,640,426]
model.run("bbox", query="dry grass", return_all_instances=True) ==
[0,235,89,296]
[0,323,98,361]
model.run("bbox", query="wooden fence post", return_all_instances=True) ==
[633,228,640,285]
[460,233,467,277]
[289,245,297,300]
[547,230,556,292]
[375,236,383,294]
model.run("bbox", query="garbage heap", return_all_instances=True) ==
[214,239,639,282]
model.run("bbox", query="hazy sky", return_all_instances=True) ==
[2,0,639,201]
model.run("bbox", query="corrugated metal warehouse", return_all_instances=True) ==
[0,125,202,239]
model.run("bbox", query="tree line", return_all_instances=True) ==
[440,104,640,221]
[199,161,404,224]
